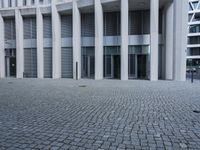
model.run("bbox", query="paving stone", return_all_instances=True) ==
[0,79,199,150]
[180,143,188,149]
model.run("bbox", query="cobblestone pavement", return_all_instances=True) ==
[0,79,200,150]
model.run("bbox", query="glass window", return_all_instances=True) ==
[189,3,193,11]
[187,59,200,67]
[128,10,162,35]
[128,46,150,55]
[188,48,200,56]
[188,14,193,22]
[189,25,200,33]
[193,13,200,22]
[104,12,121,36]
[188,36,200,45]
[192,2,198,9]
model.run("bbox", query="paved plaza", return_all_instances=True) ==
[0,79,200,150]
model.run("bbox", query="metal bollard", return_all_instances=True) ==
[191,69,194,83]
[76,62,78,80]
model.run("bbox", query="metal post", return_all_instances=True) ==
[76,61,78,80]
[191,69,194,83]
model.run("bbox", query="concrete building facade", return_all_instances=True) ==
[0,0,188,81]
[188,0,200,70]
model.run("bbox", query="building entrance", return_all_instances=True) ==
[137,55,147,79]
[129,54,147,79]
[5,49,16,77]
[113,55,120,79]
[104,46,121,79]
[9,57,16,77]
[128,54,136,79]
[82,47,95,79]
[128,46,149,80]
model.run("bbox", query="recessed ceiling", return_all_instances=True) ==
[102,0,171,11]
[58,0,171,14]
[79,5,94,13]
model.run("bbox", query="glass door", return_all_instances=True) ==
[104,46,121,79]
[5,49,16,77]
[10,57,16,77]
[81,47,95,79]
[137,55,147,79]
[104,55,111,78]
[128,54,137,79]
[113,55,120,79]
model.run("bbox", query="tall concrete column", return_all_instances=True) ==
[17,0,23,6]
[0,14,5,78]
[150,0,159,81]
[12,0,16,7]
[15,9,24,78]
[27,0,31,6]
[165,2,174,80]
[17,0,23,7]
[161,8,166,79]
[51,1,61,79]
[73,0,81,79]
[35,0,41,6]
[44,0,49,5]
[121,0,129,80]
[173,0,188,81]
[35,0,40,6]
[95,0,103,80]
[4,0,9,8]
[36,7,44,78]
